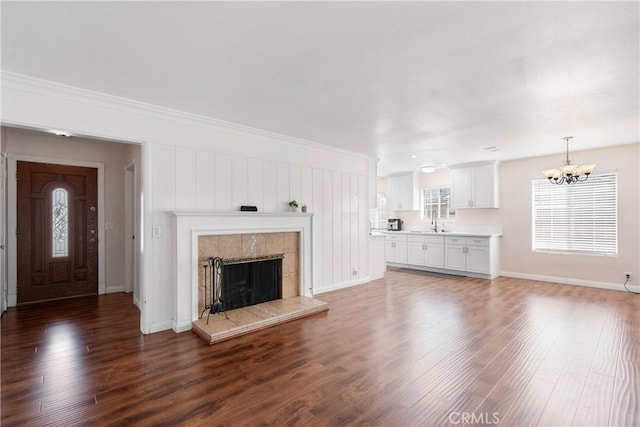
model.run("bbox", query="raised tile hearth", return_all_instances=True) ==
[192,296,328,345]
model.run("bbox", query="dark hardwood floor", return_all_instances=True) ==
[2,269,639,426]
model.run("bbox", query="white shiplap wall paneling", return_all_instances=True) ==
[175,147,197,211]
[312,168,324,292]
[262,160,277,212]
[231,155,248,209]
[214,153,232,211]
[276,162,290,212]
[322,170,333,289]
[247,158,264,210]
[300,166,313,212]
[195,150,215,210]
[358,175,368,279]
[350,174,359,280]
[342,173,351,283]
[289,164,301,208]
[332,171,343,286]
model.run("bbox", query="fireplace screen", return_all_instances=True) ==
[201,254,284,322]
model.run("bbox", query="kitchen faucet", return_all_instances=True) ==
[431,210,438,233]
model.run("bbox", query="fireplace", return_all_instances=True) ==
[171,211,314,333]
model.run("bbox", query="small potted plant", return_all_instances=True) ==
[288,200,299,212]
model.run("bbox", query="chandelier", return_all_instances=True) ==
[542,137,595,185]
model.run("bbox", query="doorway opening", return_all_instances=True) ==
[4,127,143,324]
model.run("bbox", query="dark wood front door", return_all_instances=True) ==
[17,162,98,304]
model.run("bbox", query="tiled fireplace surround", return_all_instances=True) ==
[172,211,314,333]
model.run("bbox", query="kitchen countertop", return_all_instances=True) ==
[369,232,386,238]
[378,230,503,238]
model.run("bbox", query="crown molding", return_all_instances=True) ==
[1,70,369,159]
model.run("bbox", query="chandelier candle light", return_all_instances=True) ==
[542,136,596,185]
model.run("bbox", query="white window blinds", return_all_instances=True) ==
[532,173,617,255]
[422,187,455,220]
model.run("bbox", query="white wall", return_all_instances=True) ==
[1,72,371,333]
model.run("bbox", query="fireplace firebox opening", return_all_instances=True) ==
[200,254,284,323]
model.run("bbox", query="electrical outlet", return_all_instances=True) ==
[352,267,358,276]
[624,272,631,280]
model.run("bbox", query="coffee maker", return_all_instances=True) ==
[387,218,402,231]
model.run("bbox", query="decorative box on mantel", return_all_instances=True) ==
[171,211,314,333]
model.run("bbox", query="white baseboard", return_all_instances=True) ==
[500,271,639,293]
[133,296,141,309]
[149,320,173,333]
[313,276,372,295]
[173,320,193,333]
[106,285,125,293]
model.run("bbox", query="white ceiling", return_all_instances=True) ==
[2,1,638,175]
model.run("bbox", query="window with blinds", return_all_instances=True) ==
[532,173,617,255]
[422,186,455,220]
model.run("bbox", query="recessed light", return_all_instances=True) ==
[411,155,417,158]
[51,130,71,137]
[420,165,438,173]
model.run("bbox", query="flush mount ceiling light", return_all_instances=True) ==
[542,136,595,185]
[420,165,437,173]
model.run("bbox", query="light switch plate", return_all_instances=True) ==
[105,222,114,231]
[152,225,162,238]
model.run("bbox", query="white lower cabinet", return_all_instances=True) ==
[466,246,490,274]
[444,236,490,274]
[444,244,466,271]
[407,235,444,268]
[383,232,500,279]
[407,241,425,265]
[385,234,408,264]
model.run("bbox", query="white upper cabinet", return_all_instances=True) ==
[450,161,499,209]
[387,173,419,210]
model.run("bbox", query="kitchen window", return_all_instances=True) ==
[532,173,617,255]
[422,186,455,220]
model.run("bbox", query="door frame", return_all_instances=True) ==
[124,161,138,303]
[1,153,7,313]
[7,154,106,306]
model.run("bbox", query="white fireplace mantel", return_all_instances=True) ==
[171,211,314,333]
